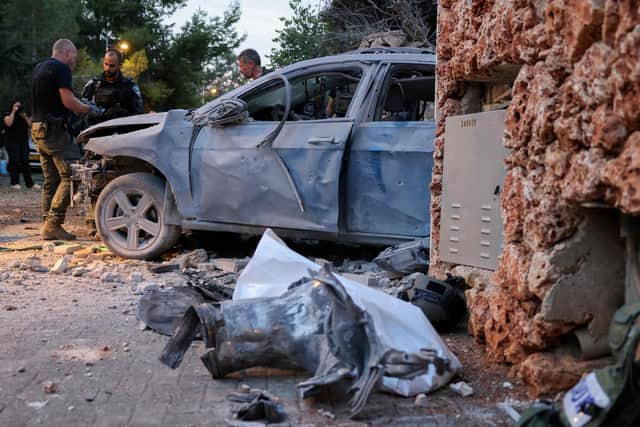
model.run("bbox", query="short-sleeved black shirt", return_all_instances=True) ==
[31,58,73,122]
[2,113,29,145]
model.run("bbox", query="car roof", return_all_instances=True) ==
[277,48,436,72]
[200,48,436,110]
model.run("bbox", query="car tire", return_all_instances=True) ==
[95,172,181,260]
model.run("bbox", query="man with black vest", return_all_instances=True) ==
[81,48,143,125]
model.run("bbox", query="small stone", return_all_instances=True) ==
[196,262,215,272]
[129,271,144,283]
[317,409,336,420]
[100,345,110,352]
[341,272,380,287]
[17,366,26,373]
[100,272,122,283]
[85,361,94,367]
[9,260,21,268]
[134,282,159,294]
[137,321,149,331]
[414,393,428,408]
[73,246,97,258]
[503,381,513,389]
[213,258,248,273]
[239,383,251,393]
[43,381,57,394]
[42,242,56,252]
[71,267,89,277]
[67,406,75,411]
[4,305,17,311]
[84,388,99,402]
[26,401,48,410]
[50,255,72,274]
[450,381,474,397]
[54,244,84,254]
[148,263,180,274]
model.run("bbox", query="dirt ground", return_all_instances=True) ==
[0,172,531,426]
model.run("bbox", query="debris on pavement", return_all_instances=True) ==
[414,393,428,408]
[159,230,461,418]
[42,381,57,394]
[136,284,232,336]
[404,274,467,332]
[26,401,48,410]
[50,255,72,274]
[227,389,287,423]
[449,381,474,397]
[373,238,430,274]
[317,409,336,420]
[213,257,249,273]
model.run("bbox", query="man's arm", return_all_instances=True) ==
[59,88,90,115]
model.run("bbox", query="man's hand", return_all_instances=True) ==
[87,104,106,120]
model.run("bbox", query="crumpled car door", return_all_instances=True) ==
[191,107,354,233]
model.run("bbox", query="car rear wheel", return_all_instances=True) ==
[95,172,181,260]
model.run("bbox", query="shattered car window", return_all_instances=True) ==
[376,68,435,122]
[242,69,362,121]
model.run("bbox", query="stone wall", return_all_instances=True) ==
[434,0,639,393]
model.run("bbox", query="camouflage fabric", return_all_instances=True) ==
[31,121,80,222]
[517,302,640,427]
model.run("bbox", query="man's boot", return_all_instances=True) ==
[41,219,76,241]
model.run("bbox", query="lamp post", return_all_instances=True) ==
[100,30,114,51]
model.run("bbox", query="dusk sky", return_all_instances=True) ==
[166,0,318,66]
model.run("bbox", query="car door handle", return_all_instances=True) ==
[307,136,340,145]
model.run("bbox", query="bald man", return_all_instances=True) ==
[31,38,104,240]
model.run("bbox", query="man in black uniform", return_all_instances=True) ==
[31,38,104,240]
[81,48,143,124]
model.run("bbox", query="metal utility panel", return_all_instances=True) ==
[440,110,508,270]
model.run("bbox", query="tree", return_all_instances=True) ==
[0,0,81,109]
[156,3,244,109]
[324,0,438,50]
[268,0,330,69]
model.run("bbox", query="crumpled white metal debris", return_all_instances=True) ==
[234,229,462,397]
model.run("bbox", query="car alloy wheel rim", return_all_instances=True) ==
[104,188,161,251]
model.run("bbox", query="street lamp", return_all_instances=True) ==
[118,41,130,55]
[210,87,218,96]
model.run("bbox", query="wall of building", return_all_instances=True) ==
[434,0,639,393]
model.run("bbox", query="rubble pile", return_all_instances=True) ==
[434,0,640,392]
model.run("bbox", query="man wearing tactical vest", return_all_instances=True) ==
[81,48,143,125]
[81,48,143,236]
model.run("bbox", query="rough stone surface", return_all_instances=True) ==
[435,0,639,394]
[514,352,610,396]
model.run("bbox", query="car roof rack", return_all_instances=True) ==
[345,47,435,55]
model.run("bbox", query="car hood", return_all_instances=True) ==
[76,112,168,144]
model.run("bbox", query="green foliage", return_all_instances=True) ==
[269,0,330,69]
[0,0,245,113]
[122,49,149,80]
[157,3,245,109]
[0,0,81,108]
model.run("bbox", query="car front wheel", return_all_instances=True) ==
[95,172,181,260]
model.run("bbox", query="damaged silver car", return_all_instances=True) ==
[74,48,436,259]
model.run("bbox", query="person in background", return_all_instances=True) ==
[237,49,270,80]
[3,100,38,190]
